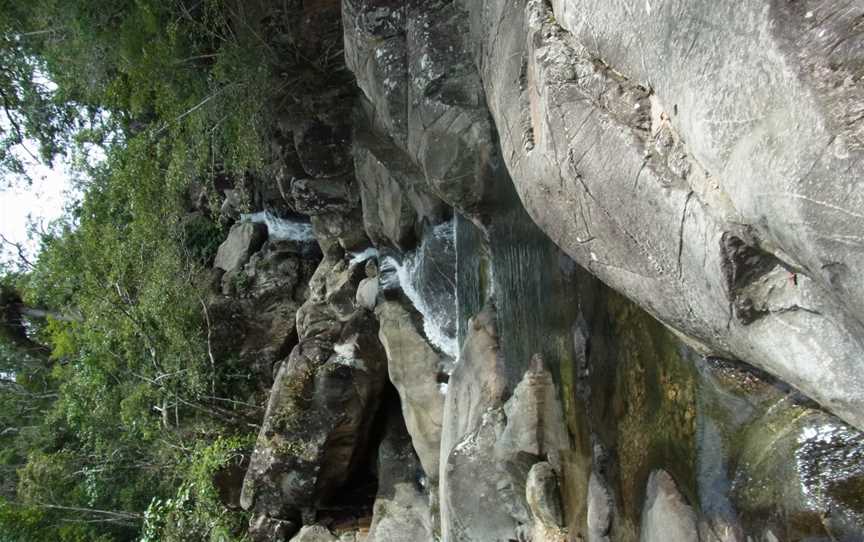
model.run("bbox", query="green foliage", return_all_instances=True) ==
[140,435,253,542]
[232,270,252,294]
[0,0,313,539]
[1,0,291,190]
[0,498,50,541]
[0,32,76,181]
[183,213,227,266]
[44,317,78,360]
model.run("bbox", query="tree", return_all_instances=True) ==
[0,275,82,362]
[0,0,317,539]
[0,0,79,184]
[0,283,50,359]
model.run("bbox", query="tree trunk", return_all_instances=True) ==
[16,305,80,322]
[0,284,77,361]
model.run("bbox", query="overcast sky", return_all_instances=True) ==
[0,149,74,267]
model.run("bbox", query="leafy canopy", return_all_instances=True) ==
[0,0,318,540]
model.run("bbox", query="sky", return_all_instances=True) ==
[0,148,75,267]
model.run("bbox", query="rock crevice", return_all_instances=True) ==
[225,1,864,540]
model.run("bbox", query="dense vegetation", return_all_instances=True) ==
[0,1,336,539]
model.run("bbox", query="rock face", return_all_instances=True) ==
[439,308,513,540]
[343,0,497,219]
[289,525,339,542]
[526,462,566,539]
[697,356,864,540]
[375,297,447,480]
[248,515,297,542]
[214,222,268,274]
[229,1,864,541]
[208,226,321,391]
[639,470,698,542]
[586,471,611,542]
[439,315,571,541]
[365,401,433,542]
[461,0,864,431]
[240,254,388,529]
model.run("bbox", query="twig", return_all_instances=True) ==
[0,87,41,163]
[0,232,34,269]
[200,395,262,410]
[34,502,142,520]
[154,84,236,136]
[199,296,216,397]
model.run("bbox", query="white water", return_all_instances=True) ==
[349,247,380,267]
[383,220,458,359]
[240,211,315,242]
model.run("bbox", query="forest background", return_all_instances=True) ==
[0,1,330,539]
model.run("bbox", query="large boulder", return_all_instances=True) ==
[248,515,298,542]
[354,141,420,250]
[291,176,358,216]
[497,355,569,470]
[293,120,353,179]
[289,525,339,542]
[343,0,498,219]
[439,309,570,541]
[241,254,388,527]
[355,277,378,311]
[459,0,864,431]
[207,238,320,388]
[439,308,512,540]
[342,0,409,146]
[526,462,566,540]
[311,210,371,254]
[214,222,268,273]
[375,297,447,480]
[586,471,612,542]
[697,357,864,540]
[354,129,449,251]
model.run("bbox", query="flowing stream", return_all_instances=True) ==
[455,163,583,387]
[241,211,315,242]
[380,220,458,360]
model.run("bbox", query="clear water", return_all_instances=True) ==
[455,163,582,387]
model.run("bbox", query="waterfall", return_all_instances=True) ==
[382,220,458,359]
[240,211,315,242]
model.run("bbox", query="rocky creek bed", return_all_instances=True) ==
[203,1,864,540]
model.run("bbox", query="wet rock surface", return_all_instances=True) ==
[698,357,864,541]
[526,461,565,530]
[639,470,698,542]
[223,1,864,541]
[439,308,514,540]
[587,471,612,542]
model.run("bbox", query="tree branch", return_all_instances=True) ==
[34,502,142,521]
[0,86,40,163]
[0,232,34,269]
[199,296,216,397]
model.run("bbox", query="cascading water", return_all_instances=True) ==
[240,211,315,242]
[379,220,458,360]
[348,247,380,267]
